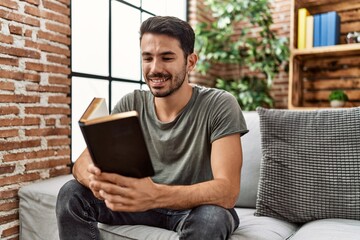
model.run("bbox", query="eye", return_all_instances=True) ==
[142,57,152,62]
[163,57,174,61]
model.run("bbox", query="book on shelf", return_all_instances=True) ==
[297,8,310,49]
[313,14,322,47]
[320,12,328,46]
[79,97,155,178]
[327,11,341,46]
[306,15,314,49]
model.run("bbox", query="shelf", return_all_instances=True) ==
[288,0,360,109]
[295,0,360,10]
[292,43,360,59]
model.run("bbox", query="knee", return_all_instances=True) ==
[193,205,234,227]
[179,205,237,240]
[56,180,88,216]
[57,179,83,203]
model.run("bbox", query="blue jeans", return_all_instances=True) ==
[56,180,239,240]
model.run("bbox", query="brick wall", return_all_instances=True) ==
[0,0,71,239]
[188,0,291,109]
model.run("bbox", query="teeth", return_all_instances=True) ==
[151,79,167,83]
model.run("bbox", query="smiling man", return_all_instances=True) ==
[56,16,248,240]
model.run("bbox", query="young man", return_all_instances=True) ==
[56,16,248,239]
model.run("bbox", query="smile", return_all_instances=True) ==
[151,78,167,83]
[148,75,172,83]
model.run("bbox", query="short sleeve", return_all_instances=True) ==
[210,91,248,143]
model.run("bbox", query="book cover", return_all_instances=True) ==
[327,11,341,46]
[297,8,310,49]
[313,14,321,47]
[305,15,314,49]
[320,12,328,46]
[79,98,155,178]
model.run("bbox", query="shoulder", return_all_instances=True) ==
[112,89,152,113]
[193,85,239,107]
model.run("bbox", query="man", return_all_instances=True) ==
[56,16,248,239]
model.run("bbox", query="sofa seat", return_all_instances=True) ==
[289,219,360,240]
[18,174,298,240]
[99,208,298,240]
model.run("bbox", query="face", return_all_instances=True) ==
[141,33,191,98]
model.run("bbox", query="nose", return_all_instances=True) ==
[149,58,164,73]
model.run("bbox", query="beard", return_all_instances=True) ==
[146,65,187,98]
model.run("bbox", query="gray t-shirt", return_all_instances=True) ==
[112,85,248,185]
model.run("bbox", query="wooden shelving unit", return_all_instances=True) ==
[288,0,360,109]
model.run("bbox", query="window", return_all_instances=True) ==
[71,0,187,161]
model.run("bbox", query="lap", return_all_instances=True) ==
[58,180,238,235]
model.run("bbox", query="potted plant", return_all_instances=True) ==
[195,0,289,110]
[328,90,349,107]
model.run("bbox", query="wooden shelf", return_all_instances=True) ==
[292,43,360,58]
[288,0,360,109]
[295,0,360,11]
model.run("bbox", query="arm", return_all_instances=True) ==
[156,133,243,209]
[72,148,94,188]
[90,133,243,211]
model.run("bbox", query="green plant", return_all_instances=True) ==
[195,0,289,110]
[216,77,274,111]
[328,90,349,101]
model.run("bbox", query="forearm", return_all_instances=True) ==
[72,148,93,188]
[154,178,240,210]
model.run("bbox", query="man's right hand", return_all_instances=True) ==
[72,148,93,188]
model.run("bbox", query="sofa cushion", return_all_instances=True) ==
[99,208,298,240]
[18,174,74,240]
[232,208,298,240]
[235,111,262,208]
[99,224,178,240]
[289,219,360,240]
[255,107,360,223]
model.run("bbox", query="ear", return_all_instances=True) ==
[186,53,198,73]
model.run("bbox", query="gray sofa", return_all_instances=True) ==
[19,108,360,239]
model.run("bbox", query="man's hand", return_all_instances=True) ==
[88,164,158,212]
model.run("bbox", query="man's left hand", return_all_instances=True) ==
[90,172,158,212]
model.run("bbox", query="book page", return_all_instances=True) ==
[88,99,108,120]
[79,98,109,123]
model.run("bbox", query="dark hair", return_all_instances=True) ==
[140,16,195,58]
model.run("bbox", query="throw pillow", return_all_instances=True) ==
[255,107,360,223]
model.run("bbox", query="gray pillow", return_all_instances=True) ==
[255,107,360,223]
[236,111,262,208]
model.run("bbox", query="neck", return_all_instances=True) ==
[154,83,193,122]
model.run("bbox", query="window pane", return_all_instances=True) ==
[111,2,141,80]
[111,81,141,110]
[142,0,186,20]
[72,77,109,161]
[72,0,109,75]
[123,0,140,7]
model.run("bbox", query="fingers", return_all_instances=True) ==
[87,163,101,175]
[89,175,130,201]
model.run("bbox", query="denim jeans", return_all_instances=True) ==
[56,180,239,240]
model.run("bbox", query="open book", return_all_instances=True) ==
[78,98,155,178]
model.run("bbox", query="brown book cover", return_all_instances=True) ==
[78,98,154,178]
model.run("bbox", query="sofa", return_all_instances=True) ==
[18,107,360,239]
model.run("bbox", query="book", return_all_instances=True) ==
[320,12,328,46]
[313,14,321,47]
[305,15,314,49]
[297,8,310,49]
[327,11,341,46]
[79,98,155,178]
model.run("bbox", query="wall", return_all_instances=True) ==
[188,0,291,108]
[0,0,71,239]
